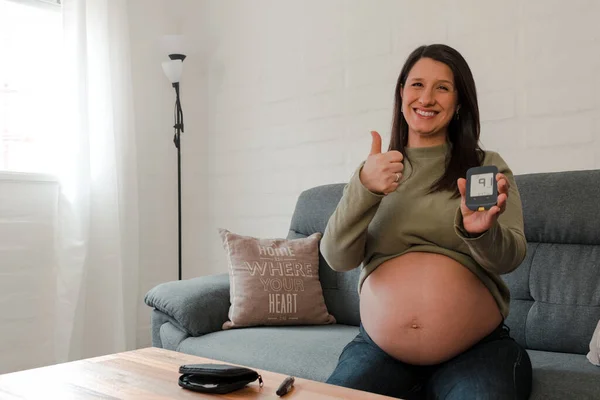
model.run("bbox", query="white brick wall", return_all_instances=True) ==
[0,177,58,373]
[181,0,600,277]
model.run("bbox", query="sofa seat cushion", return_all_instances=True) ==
[176,324,359,382]
[174,327,600,397]
[528,349,600,400]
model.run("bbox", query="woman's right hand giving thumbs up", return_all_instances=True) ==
[359,131,405,195]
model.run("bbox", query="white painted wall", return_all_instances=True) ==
[0,174,58,373]
[178,0,600,276]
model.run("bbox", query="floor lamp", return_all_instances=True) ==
[161,36,186,281]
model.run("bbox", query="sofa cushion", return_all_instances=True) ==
[287,184,362,327]
[218,229,335,330]
[528,349,600,400]
[515,170,600,246]
[176,324,359,382]
[501,170,600,355]
[504,242,600,355]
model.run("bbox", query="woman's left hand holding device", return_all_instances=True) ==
[457,173,510,236]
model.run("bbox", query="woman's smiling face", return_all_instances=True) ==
[400,57,459,145]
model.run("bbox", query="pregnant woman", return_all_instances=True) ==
[321,44,532,400]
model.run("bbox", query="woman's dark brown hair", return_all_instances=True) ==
[389,44,484,198]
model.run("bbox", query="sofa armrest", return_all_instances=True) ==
[144,273,230,336]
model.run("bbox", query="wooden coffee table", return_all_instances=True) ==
[0,347,397,399]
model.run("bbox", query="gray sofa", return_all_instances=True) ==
[145,169,600,399]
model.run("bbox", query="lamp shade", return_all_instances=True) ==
[162,59,183,83]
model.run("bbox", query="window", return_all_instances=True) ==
[0,0,63,174]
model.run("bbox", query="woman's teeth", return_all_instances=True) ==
[416,109,436,117]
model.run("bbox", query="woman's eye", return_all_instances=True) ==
[438,85,449,91]
[412,82,423,87]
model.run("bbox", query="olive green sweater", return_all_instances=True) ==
[320,142,526,318]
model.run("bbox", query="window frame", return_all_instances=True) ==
[4,0,61,12]
[0,0,63,179]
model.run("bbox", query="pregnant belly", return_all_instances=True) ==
[360,252,502,366]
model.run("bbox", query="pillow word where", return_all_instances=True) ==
[218,228,336,330]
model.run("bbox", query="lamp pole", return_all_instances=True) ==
[163,53,186,281]
[173,79,183,282]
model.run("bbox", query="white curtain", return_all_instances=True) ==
[54,0,139,362]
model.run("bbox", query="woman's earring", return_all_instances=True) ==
[455,111,459,120]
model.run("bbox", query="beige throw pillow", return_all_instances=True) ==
[218,229,336,330]
[587,319,600,366]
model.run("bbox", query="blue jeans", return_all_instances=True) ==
[326,323,532,400]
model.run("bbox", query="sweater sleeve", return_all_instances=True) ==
[320,162,385,272]
[454,151,527,275]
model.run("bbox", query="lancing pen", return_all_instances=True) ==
[276,376,295,397]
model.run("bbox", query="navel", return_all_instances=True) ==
[410,319,422,330]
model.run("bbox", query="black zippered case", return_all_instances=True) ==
[178,363,264,394]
